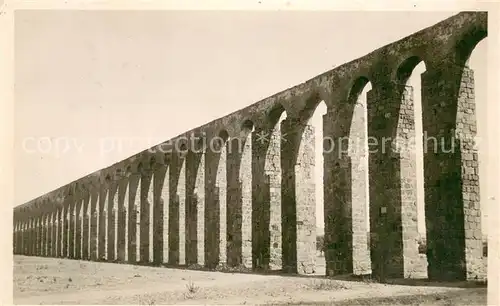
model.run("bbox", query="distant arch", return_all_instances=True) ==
[347,76,371,103]
[396,56,427,85]
[241,119,255,133]
[268,104,287,128]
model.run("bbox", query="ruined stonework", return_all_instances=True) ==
[13,12,487,282]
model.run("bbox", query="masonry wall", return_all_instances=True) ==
[13,12,487,282]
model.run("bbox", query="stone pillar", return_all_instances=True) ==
[421,63,484,281]
[82,194,90,260]
[15,221,19,254]
[75,198,82,259]
[18,221,23,254]
[185,150,205,266]
[69,199,76,259]
[169,153,186,265]
[25,219,29,255]
[240,133,253,269]
[36,215,42,256]
[161,164,170,264]
[28,219,33,256]
[24,219,28,255]
[98,186,108,260]
[324,109,353,276]
[12,220,17,254]
[128,174,140,263]
[37,215,42,256]
[51,210,58,258]
[31,217,35,256]
[19,220,24,255]
[25,219,30,255]
[20,220,24,255]
[204,139,223,269]
[226,139,243,268]
[178,163,186,266]
[107,182,118,262]
[196,153,205,266]
[152,166,166,265]
[57,206,63,257]
[22,220,27,255]
[30,217,36,256]
[19,220,24,254]
[215,142,228,268]
[18,220,23,254]
[36,215,41,256]
[89,191,99,261]
[39,214,45,256]
[46,213,52,257]
[13,220,18,254]
[27,218,32,255]
[149,171,155,264]
[20,220,25,255]
[217,141,228,268]
[349,96,372,276]
[226,133,253,269]
[44,213,50,256]
[44,213,49,256]
[13,220,17,254]
[16,220,21,255]
[280,118,316,274]
[140,169,153,263]
[117,176,128,262]
[366,80,419,280]
[42,214,48,256]
[46,213,51,256]
[252,124,282,271]
[185,152,199,266]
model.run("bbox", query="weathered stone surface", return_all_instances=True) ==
[140,169,153,263]
[117,178,128,262]
[82,194,90,260]
[422,64,485,281]
[13,12,487,282]
[152,166,166,265]
[89,191,99,261]
[98,186,107,260]
[169,153,186,265]
[185,150,204,266]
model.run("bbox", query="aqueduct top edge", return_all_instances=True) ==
[14,11,487,214]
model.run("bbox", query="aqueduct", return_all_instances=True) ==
[13,12,487,281]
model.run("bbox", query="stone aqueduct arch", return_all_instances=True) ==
[13,12,487,281]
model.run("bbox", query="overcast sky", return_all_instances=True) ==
[14,10,489,232]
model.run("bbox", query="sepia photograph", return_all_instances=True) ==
[3,1,499,305]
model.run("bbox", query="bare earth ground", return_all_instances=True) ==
[13,256,486,305]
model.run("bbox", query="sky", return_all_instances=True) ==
[14,10,489,233]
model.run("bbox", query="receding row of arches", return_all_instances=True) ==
[14,32,488,281]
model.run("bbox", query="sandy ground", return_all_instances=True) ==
[13,255,486,305]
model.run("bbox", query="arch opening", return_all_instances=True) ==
[256,107,287,271]
[398,57,428,279]
[307,99,327,275]
[465,37,488,261]
[348,77,372,276]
